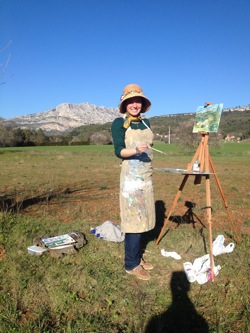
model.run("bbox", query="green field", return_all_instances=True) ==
[0,142,249,332]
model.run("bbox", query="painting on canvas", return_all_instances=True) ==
[193,103,223,133]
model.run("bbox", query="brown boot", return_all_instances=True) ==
[140,258,154,271]
[126,265,151,280]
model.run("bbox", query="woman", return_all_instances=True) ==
[111,83,155,281]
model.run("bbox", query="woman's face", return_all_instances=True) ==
[126,97,142,116]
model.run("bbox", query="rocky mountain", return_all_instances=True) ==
[5,103,120,134]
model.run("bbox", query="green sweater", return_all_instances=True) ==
[111,117,151,158]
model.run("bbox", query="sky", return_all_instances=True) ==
[0,0,249,119]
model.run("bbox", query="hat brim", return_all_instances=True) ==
[119,95,151,114]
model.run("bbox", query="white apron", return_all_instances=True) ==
[120,126,155,233]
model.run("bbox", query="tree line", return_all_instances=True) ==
[0,122,49,147]
[0,120,112,147]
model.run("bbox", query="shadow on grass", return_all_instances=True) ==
[0,187,74,213]
[141,200,167,250]
[144,271,209,333]
[149,199,209,248]
[169,201,207,229]
[0,149,25,154]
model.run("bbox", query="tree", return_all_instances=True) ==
[90,131,112,145]
[0,123,16,146]
[35,128,49,145]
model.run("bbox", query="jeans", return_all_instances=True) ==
[124,233,142,270]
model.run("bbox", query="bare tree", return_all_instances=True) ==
[90,131,112,145]
[0,40,14,85]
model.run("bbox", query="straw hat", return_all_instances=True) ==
[119,83,151,114]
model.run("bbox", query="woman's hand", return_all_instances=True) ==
[136,142,149,154]
[120,142,149,158]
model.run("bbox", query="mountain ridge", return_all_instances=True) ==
[5,102,120,134]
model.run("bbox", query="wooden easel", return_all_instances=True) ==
[156,132,240,280]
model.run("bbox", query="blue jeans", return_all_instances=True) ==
[124,233,142,270]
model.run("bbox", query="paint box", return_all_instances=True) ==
[27,245,47,256]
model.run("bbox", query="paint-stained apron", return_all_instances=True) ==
[120,126,155,233]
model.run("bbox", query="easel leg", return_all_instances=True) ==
[209,156,240,243]
[191,134,206,166]
[205,175,215,281]
[156,174,189,245]
[204,138,215,281]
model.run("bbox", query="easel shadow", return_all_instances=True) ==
[153,200,208,253]
[141,200,208,253]
[144,271,209,333]
[169,201,207,229]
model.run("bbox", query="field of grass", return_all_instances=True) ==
[0,142,249,332]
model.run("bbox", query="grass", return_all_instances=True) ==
[0,142,250,332]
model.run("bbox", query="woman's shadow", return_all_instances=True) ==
[141,200,167,251]
[144,271,209,333]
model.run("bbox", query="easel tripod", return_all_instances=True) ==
[156,132,240,280]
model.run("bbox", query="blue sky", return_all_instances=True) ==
[1,0,249,119]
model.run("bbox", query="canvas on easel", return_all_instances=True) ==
[193,103,223,133]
